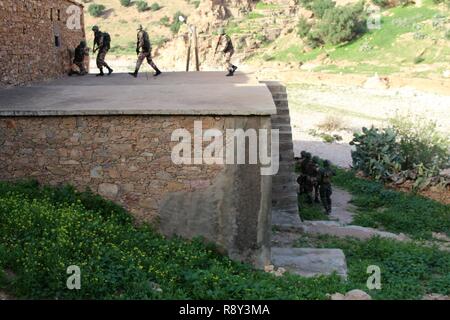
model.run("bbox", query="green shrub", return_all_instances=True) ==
[371,0,390,7]
[159,16,170,27]
[310,0,336,18]
[170,11,186,34]
[120,0,132,7]
[136,0,149,12]
[317,2,367,45]
[88,4,106,17]
[389,113,450,172]
[350,126,403,180]
[150,2,162,11]
[297,16,312,38]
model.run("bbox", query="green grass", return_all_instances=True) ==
[298,194,330,221]
[0,180,346,300]
[255,2,282,10]
[294,234,450,300]
[333,169,450,239]
[250,2,450,76]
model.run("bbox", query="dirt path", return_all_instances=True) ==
[330,188,355,225]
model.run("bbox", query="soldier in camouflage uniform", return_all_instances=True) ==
[303,153,319,204]
[318,160,336,215]
[215,28,238,77]
[312,156,321,203]
[129,25,162,78]
[92,26,113,77]
[69,41,88,76]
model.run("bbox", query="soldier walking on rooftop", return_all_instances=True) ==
[92,26,113,77]
[214,28,238,77]
[129,25,162,78]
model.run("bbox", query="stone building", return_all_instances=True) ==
[0,0,86,86]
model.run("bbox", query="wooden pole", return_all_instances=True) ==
[193,26,200,71]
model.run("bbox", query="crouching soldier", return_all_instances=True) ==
[129,25,162,78]
[92,26,113,77]
[69,41,88,76]
[318,160,336,215]
[214,28,238,77]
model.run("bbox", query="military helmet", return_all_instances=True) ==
[305,152,312,160]
[323,160,330,167]
[300,151,307,158]
[92,25,99,32]
[218,27,226,35]
[312,156,320,164]
[137,24,143,31]
[80,40,86,47]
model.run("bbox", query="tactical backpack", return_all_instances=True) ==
[102,32,111,49]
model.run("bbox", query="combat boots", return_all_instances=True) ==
[128,71,138,78]
[226,65,238,77]
[153,68,162,77]
[96,68,104,77]
[107,67,114,75]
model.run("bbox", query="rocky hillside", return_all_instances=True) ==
[82,0,450,78]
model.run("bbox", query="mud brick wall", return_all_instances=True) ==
[0,0,86,86]
[0,115,272,267]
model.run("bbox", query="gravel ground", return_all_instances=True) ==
[287,82,450,168]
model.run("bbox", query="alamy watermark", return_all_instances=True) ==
[171,121,280,176]
[367,265,382,290]
[66,265,81,290]
[66,5,82,30]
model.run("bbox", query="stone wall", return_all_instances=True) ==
[0,115,272,267]
[0,0,86,86]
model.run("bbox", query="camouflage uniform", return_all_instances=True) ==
[318,161,335,215]
[216,30,238,76]
[220,34,235,70]
[312,157,321,203]
[130,26,161,77]
[304,159,318,204]
[69,41,88,76]
[93,28,113,76]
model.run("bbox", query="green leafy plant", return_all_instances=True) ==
[389,113,450,172]
[350,126,403,180]
[297,16,312,38]
[136,0,149,12]
[317,1,367,45]
[150,2,162,11]
[120,0,132,7]
[170,11,186,34]
[88,4,106,17]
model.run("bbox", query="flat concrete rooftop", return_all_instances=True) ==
[0,72,276,116]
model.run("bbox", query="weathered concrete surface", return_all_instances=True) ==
[159,117,272,268]
[300,221,408,241]
[271,247,347,279]
[0,72,276,116]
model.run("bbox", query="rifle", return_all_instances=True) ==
[214,35,222,57]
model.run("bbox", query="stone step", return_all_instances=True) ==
[271,209,302,231]
[273,184,298,195]
[273,172,297,185]
[274,100,289,106]
[272,93,288,100]
[276,107,290,116]
[272,117,291,126]
[271,247,348,279]
[272,194,299,209]
[299,221,409,241]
